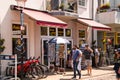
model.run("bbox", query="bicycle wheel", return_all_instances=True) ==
[6,66,10,76]
[26,65,43,79]
[38,64,49,78]
[32,66,43,79]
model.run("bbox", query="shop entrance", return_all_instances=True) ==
[42,38,72,68]
[41,39,49,66]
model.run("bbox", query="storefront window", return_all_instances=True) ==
[12,38,27,61]
[58,28,64,36]
[117,33,120,44]
[12,24,27,35]
[79,30,85,38]
[65,29,71,37]
[41,27,48,36]
[49,27,56,36]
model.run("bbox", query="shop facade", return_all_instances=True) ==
[0,0,113,73]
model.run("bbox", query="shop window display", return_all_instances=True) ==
[49,27,56,36]
[12,38,27,61]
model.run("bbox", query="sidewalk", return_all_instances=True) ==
[40,65,115,80]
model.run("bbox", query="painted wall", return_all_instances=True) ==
[78,0,93,19]
[0,0,45,54]
[26,0,45,10]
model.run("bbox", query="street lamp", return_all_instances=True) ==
[15,0,27,79]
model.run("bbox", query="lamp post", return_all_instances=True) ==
[15,0,27,79]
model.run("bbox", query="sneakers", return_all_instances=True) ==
[79,76,81,79]
[71,77,76,79]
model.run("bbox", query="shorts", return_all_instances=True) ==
[85,59,92,67]
[95,56,99,63]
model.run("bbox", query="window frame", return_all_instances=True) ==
[78,0,86,7]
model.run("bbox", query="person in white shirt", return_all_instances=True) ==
[77,48,83,77]
[94,46,100,68]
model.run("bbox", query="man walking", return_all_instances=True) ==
[72,45,82,79]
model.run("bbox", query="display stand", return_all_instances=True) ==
[48,37,70,74]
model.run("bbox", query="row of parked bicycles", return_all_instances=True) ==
[2,56,49,80]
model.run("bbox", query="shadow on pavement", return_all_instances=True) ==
[96,66,114,71]
[60,78,79,80]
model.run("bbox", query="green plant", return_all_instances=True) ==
[0,46,5,52]
[0,39,5,45]
[0,38,5,53]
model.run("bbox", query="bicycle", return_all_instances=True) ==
[6,57,43,80]
[31,56,49,78]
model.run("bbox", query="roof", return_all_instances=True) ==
[78,19,111,31]
[22,9,67,27]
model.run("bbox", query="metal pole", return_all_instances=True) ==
[20,9,24,79]
[15,54,17,80]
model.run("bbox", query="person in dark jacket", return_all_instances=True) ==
[114,49,120,80]
[83,44,93,76]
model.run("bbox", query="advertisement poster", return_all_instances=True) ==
[48,43,55,62]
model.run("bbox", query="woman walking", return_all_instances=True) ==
[83,44,93,76]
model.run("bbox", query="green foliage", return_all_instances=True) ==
[0,39,5,53]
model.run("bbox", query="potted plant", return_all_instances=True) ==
[100,2,110,10]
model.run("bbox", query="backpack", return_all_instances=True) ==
[83,49,91,59]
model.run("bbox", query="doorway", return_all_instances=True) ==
[41,39,49,66]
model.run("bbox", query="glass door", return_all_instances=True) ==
[41,39,49,66]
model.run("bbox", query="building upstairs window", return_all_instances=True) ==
[46,0,77,13]
[79,0,86,7]
[46,0,59,11]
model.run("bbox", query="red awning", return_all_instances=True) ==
[23,9,67,27]
[78,19,111,31]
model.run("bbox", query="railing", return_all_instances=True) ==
[97,8,120,13]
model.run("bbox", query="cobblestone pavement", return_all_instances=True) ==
[39,66,116,80]
[83,73,116,80]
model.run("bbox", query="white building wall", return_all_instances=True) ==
[0,0,45,55]
[26,0,46,10]
[78,0,93,19]
[0,0,43,73]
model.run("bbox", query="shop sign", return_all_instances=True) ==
[65,29,71,37]
[79,30,85,38]
[49,27,56,36]
[12,24,26,35]
[58,28,64,36]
